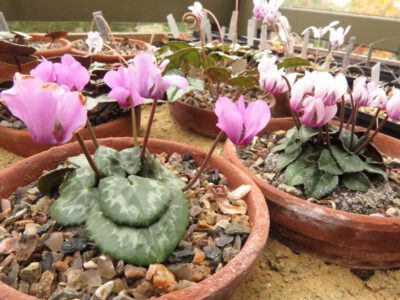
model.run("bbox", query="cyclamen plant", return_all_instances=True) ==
[272,70,394,199]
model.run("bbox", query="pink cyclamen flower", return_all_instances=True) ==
[350,76,387,108]
[30,54,90,92]
[290,71,347,128]
[0,74,87,144]
[386,88,400,121]
[253,0,267,20]
[214,96,271,146]
[329,25,351,50]
[263,0,284,26]
[104,53,188,108]
[188,2,204,19]
[258,56,296,94]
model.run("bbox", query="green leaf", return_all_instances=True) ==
[342,172,370,192]
[66,154,90,168]
[299,125,318,143]
[94,146,126,177]
[284,159,314,186]
[227,76,258,88]
[166,86,186,102]
[168,41,191,52]
[339,128,360,152]
[86,94,118,111]
[188,77,205,91]
[318,149,343,175]
[304,167,339,199]
[208,51,239,62]
[98,175,172,227]
[38,167,75,196]
[272,142,287,153]
[167,47,202,70]
[277,57,311,69]
[276,146,302,171]
[205,66,232,83]
[86,188,189,266]
[285,139,302,155]
[331,145,364,173]
[50,166,98,225]
[362,161,388,181]
[119,147,142,175]
[138,151,162,180]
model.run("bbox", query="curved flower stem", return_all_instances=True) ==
[140,99,158,161]
[365,108,381,135]
[182,13,208,69]
[350,103,360,149]
[281,75,300,129]
[86,119,99,149]
[354,116,388,154]
[337,96,346,137]
[130,100,138,147]
[204,9,224,47]
[75,132,101,179]
[340,64,365,77]
[182,131,224,192]
[346,92,355,129]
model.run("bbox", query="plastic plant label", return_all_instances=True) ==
[259,24,268,49]
[221,26,226,38]
[203,18,212,43]
[247,18,257,47]
[228,11,238,41]
[371,62,381,85]
[301,29,310,58]
[92,11,112,42]
[0,12,9,31]
[342,36,356,68]
[366,44,373,66]
[167,14,180,38]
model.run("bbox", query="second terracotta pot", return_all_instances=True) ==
[0,137,269,300]
[224,117,400,269]
[30,33,72,58]
[0,107,140,157]
[71,37,150,63]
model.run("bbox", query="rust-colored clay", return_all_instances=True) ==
[0,107,141,157]
[70,38,150,63]
[169,97,278,139]
[224,117,400,269]
[30,33,72,58]
[0,138,269,300]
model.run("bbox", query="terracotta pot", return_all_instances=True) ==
[0,138,269,300]
[0,60,38,83]
[169,97,277,139]
[224,117,400,269]
[30,33,72,58]
[0,107,141,157]
[70,38,150,63]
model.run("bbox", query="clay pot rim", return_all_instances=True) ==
[29,33,72,56]
[70,37,150,58]
[0,114,130,143]
[224,118,400,225]
[0,137,270,300]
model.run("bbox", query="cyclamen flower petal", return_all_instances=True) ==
[253,0,267,19]
[329,25,351,50]
[188,1,204,19]
[30,54,90,92]
[258,55,294,94]
[0,74,87,144]
[104,53,188,108]
[215,96,271,146]
[85,31,104,54]
[386,89,400,121]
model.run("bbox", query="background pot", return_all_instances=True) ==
[30,33,72,58]
[224,117,400,269]
[0,107,141,157]
[70,38,150,63]
[0,137,269,300]
[169,97,277,139]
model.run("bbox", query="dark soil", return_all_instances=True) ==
[238,130,400,216]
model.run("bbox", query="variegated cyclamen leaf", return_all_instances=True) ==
[138,151,162,180]
[119,147,141,175]
[98,175,171,227]
[50,166,98,225]
[160,166,186,190]
[86,188,189,266]
[94,146,126,177]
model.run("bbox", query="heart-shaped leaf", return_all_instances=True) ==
[304,167,338,199]
[277,57,310,69]
[331,145,364,173]
[318,149,343,175]
[342,172,370,192]
[94,146,126,177]
[205,66,231,83]
[38,167,75,196]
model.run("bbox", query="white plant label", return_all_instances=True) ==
[301,29,310,59]
[0,12,9,31]
[167,14,180,38]
[204,18,212,43]
[259,24,268,49]
[221,26,226,39]
[342,36,356,68]
[247,19,257,47]
[228,11,238,41]
[92,11,112,42]
[366,44,373,66]
[371,62,381,85]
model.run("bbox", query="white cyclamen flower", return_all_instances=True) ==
[188,1,204,19]
[329,25,351,50]
[302,20,340,39]
[85,31,104,54]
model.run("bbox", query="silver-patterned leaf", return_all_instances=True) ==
[94,146,126,177]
